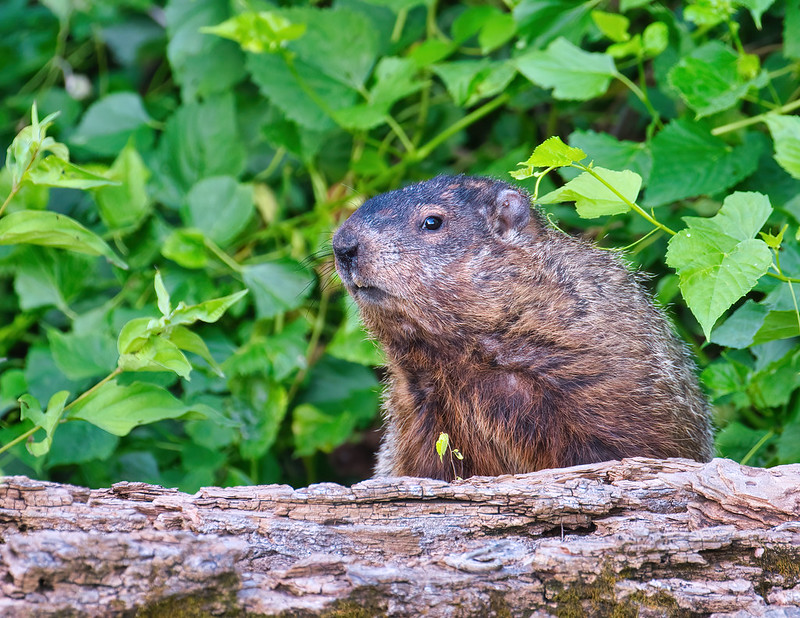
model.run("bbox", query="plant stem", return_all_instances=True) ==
[204,238,243,274]
[0,189,17,218]
[64,368,122,412]
[614,71,662,129]
[765,271,800,284]
[385,115,416,155]
[0,426,40,456]
[413,93,511,161]
[712,98,800,135]
[739,429,774,466]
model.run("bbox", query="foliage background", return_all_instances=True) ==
[1,0,799,490]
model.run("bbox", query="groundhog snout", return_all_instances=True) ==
[333,225,370,289]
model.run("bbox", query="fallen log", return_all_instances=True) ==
[1,457,799,616]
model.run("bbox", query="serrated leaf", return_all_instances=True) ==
[165,0,246,101]
[522,136,586,168]
[764,115,800,180]
[67,380,195,436]
[709,299,768,348]
[516,37,616,101]
[646,121,762,206]
[539,167,641,218]
[0,210,127,269]
[667,42,760,118]
[666,192,774,338]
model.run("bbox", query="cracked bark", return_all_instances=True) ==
[1,457,799,617]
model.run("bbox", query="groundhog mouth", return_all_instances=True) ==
[349,283,390,305]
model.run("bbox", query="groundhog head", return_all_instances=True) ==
[333,175,538,341]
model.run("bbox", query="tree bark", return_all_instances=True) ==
[1,457,799,617]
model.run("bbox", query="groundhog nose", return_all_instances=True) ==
[333,228,359,267]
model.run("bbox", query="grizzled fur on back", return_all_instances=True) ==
[333,175,713,481]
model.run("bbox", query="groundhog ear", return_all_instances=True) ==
[493,188,531,237]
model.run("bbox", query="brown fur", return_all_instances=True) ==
[333,175,714,481]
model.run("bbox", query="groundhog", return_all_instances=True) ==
[332,175,714,481]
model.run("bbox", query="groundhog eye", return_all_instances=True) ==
[421,216,443,231]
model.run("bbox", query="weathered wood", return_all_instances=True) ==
[1,457,799,616]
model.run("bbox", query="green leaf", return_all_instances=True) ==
[710,299,768,348]
[328,297,385,366]
[246,53,358,132]
[1,369,27,414]
[169,289,248,326]
[432,60,492,107]
[752,311,800,345]
[201,11,305,53]
[238,381,289,459]
[642,22,668,56]
[242,261,314,319]
[715,422,772,462]
[153,94,246,206]
[165,0,246,101]
[786,0,800,60]
[523,136,586,168]
[292,403,358,456]
[93,143,152,232]
[284,7,379,91]
[5,103,65,188]
[539,167,642,218]
[19,391,69,457]
[162,229,208,269]
[48,329,118,381]
[46,421,119,466]
[646,121,762,206]
[435,432,449,462]
[478,11,517,53]
[667,42,762,118]
[513,0,596,50]
[67,380,195,436]
[12,247,95,312]
[0,210,128,269]
[118,336,193,379]
[516,37,616,101]
[764,115,800,180]
[27,156,119,190]
[117,317,158,356]
[665,192,774,338]
[738,0,777,29]
[591,10,630,43]
[69,92,154,157]
[183,176,254,247]
[154,271,172,317]
[169,325,224,377]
